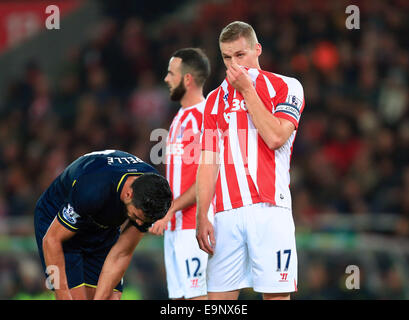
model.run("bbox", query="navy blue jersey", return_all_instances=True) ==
[36,150,158,237]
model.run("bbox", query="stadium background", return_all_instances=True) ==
[0,0,408,300]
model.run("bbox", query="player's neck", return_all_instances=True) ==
[180,88,204,109]
[120,176,138,202]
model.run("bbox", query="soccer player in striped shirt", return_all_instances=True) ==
[196,21,305,300]
[149,48,213,300]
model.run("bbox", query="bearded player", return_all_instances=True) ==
[149,48,214,300]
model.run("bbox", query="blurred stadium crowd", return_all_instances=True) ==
[0,0,408,299]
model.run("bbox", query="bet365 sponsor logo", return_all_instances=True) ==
[166,143,184,156]
[224,98,247,123]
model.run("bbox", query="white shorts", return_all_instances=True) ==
[207,202,298,294]
[164,229,208,299]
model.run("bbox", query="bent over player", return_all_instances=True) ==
[34,150,172,300]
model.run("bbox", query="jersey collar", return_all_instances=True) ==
[116,172,144,194]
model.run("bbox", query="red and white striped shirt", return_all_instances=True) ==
[166,101,213,230]
[201,68,305,214]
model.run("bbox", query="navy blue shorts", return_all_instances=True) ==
[34,206,123,293]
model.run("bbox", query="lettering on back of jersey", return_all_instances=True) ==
[62,203,80,224]
[107,156,143,165]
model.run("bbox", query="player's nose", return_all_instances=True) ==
[164,73,171,83]
[164,79,172,88]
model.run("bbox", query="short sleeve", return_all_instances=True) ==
[56,175,108,232]
[273,77,305,129]
[201,88,221,153]
[56,202,84,232]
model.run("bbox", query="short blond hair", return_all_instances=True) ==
[219,21,258,47]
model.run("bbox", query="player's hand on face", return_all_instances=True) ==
[196,216,215,255]
[226,61,253,93]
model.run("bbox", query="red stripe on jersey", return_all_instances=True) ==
[180,116,200,230]
[236,108,260,204]
[221,84,244,210]
[181,207,196,229]
[224,133,243,209]
[255,72,275,113]
[265,71,288,107]
[252,73,279,205]
[257,134,276,205]
[202,88,221,153]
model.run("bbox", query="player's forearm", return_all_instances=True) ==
[172,183,196,213]
[241,86,287,150]
[196,152,219,220]
[94,252,131,299]
[95,223,143,299]
[43,239,72,299]
[160,184,196,226]
[195,151,218,254]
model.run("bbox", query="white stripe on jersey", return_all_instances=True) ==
[228,112,252,205]
[169,110,184,141]
[263,74,276,99]
[274,130,296,209]
[221,80,230,111]
[247,114,259,193]
[211,88,221,115]
[219,141,232,210]
[248,68,260,86]
[181,113,199,134]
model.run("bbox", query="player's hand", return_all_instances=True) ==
[226,61,253,93]
[196,216,215,255]
[148,217,169,236]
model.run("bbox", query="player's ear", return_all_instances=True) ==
[255,43,262,57]
[124,188,133,203]
[184,73,193,88]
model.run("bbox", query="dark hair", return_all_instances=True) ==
[172,48,211,87]
[131,173,172,224]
